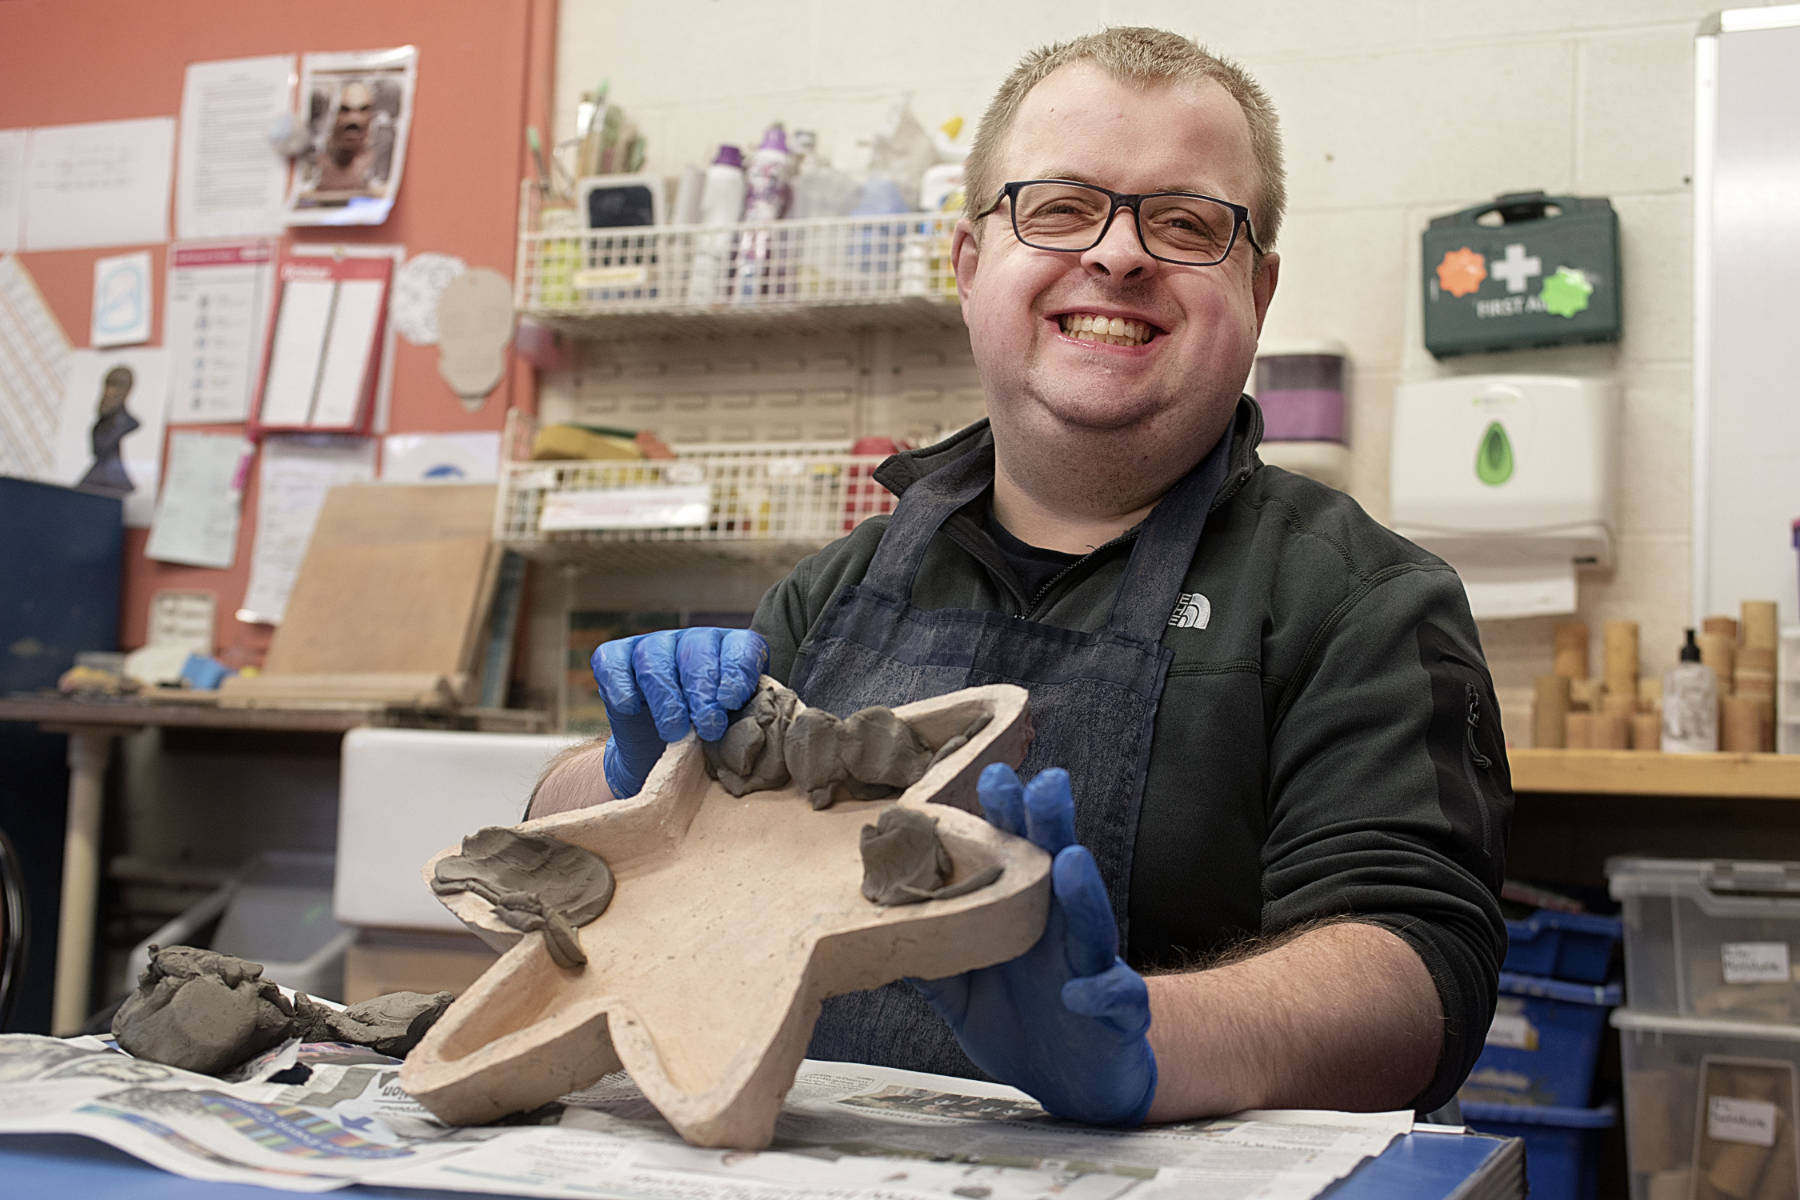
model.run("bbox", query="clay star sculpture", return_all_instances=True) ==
[400,683,1049,1150]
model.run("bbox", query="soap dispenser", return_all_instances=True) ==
[1660,628,1719,753]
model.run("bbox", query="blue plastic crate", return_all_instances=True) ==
[1504,909,1622,983]
[1462,1100,1615,1200]
[1463,971,1622,1107]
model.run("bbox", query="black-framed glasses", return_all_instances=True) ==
[976,179,1264,266]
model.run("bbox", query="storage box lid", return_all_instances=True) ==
[1498,971,1621,1006]
[1612,1006,1800,1042]
[1459,1100,1617,1129]
[1607,856,1800,898]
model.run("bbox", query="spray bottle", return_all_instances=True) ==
[685,143,746,305]
[1661,628,1720,752]
[733,123,795,301]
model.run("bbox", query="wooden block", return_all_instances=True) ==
[1533,675,1570,748]
[1592,712,1631,750]
[1637,677,1663,713]
[1603,620,1639,698]
[1699,632,1736,693]
[1632,712,1663,751]
[1569,677,1605,712]
[1603,691,1638,718]
[219,671,458,709]
[1722,695,1775,753]
[402,683,1050,1150]
[1553,621,1589,679]
[1703,614,1739,641]
[1736,646,1777,698]
[1741,600,1779,650]
[1565,711,1594,749]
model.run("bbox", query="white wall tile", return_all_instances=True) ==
[1104,0,1425,59]
[1424,0,1740,44]
[1257,41,1577,213]
[1258,207,1411,370]
[1616,362,1694,539]
[1578,29,1696,194]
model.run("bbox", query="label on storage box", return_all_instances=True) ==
[1721,941,1791,984]
[538,485,712,532]
[1709,1096,1779,1147]
[1485,1011,1538,1051]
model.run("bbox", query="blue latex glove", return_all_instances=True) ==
[911,764,1157,1125]
[592,627,767,798]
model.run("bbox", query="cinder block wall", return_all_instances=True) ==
[552,0,1778,739]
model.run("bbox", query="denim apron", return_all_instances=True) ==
[794,436,1225,1077]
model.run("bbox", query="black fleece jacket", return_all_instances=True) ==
[751,396,1512,1114]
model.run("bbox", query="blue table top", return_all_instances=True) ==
[0,1126,1521,1199]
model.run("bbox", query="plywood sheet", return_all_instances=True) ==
[260,482,498,688]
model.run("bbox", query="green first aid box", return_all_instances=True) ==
[1422,192,1622,358]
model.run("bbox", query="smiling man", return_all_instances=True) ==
[534,26,1511,1127]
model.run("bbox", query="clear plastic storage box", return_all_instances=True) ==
[1614,1008,1800,1200]
[1609,857,1800,1024]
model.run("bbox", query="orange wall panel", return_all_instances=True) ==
[0,0,551,662]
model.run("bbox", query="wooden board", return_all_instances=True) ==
[246,483,499,703]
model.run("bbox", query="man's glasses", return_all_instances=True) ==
[976,179,1263,267]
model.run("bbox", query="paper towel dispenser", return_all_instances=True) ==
[1390,375,1618,617]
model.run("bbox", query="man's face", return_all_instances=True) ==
[331,83,373,151]
[952,64,1278,479]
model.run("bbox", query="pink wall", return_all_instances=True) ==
[0,0,555,663]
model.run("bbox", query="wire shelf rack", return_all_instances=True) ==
[516,183,964,340]
[495,413,899,569]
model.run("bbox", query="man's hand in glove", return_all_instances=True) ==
[910,763,1157,1125]
[591,627,767,799]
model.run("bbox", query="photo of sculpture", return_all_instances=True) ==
[292,75,400,206]
[284,47,416,225]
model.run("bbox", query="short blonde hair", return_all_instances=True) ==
[964,27,1286,251]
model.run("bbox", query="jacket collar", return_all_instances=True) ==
[874,394,1267,505]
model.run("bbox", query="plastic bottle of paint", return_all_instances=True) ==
[1661,628,1720,752]
[733,123,796,301]
[685,143,746,305]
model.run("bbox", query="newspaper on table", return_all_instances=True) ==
[0,1034,1412,1200]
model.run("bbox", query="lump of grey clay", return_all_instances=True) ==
[112,944,296,1076]
[786,705,937,810]
[703,684,798,795]
[431,827,616,969]
[702,681,1000,810]
[291,989,455,1058]
[860,807,1003,906]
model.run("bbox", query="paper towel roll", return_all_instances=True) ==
[1454,558,1578,619]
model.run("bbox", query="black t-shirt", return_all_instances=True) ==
[978,500,1084,603]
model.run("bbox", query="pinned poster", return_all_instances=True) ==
[23,117,175,251]
[177,55,294,240]
[0,129,25,253]
[165,239,277,424]
[91,251,153,347]
[251,252,391,435]
[146,431,253,569]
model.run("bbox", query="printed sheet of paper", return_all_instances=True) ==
[148,590,217,653]
[23,117,175,251]
[49,347,169,528]
[0,129,26,253]
[381,431,501,482]
[238,434,377,625]
[0,255,71,479]
[165,240,277,424]
[91,251,153,347]
[177,55,294,240]
[146,432,253,569]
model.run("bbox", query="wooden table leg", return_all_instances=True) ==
[53,730,114,1035]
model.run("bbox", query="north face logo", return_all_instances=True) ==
[1168,592,1211,630]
